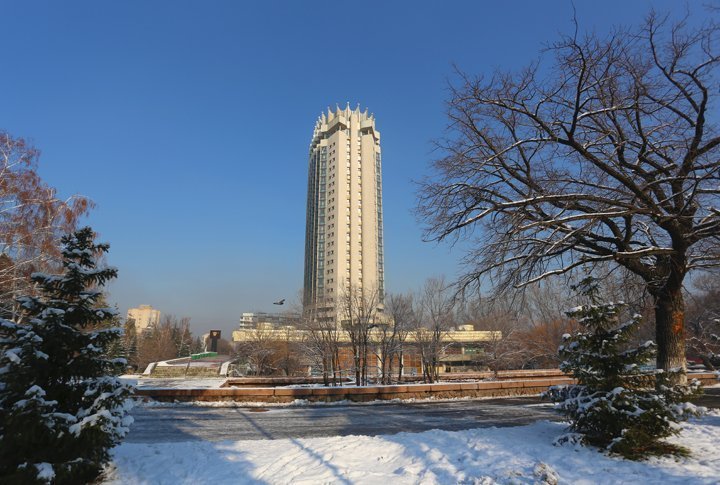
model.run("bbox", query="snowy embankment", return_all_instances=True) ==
[120,376,228,390]
[105,413,720,484]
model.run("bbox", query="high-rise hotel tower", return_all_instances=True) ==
[303,104,385,323]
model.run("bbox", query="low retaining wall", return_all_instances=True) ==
[223,377,354,387]
[137,377,574,403]
[135,371,718,403]
[406,369,568,382]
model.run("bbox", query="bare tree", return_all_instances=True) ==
[340,285,380,386]
[299,298,342,385]
[136,315,193,370]
[236,321,304,377]
[418,13,720,380]
[378,292,414,383]
[460,294,528,374]
[686,274,720,369]
[0,132,92,319]
[235,325,280,376]
[276,325,303,376]
[214,337,234,355]
[520,280,572,328]
[136,319,176,370]
[483,324,528,375]
[413,277,455,383]
[512,280,580,368]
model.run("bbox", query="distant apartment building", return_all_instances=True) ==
[126,304,161,333]
[238,311,301,329]
[303,104,385,324]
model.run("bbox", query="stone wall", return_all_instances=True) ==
[136,377,571,403]
[135,371,719,403]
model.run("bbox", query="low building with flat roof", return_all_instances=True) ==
[238,311,301,329]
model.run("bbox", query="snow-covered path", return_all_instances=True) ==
[126,398,558,442]
[106,414,720,484]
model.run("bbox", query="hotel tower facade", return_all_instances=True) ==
[303,104,385,323]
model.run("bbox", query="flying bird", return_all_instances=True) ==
[273,299,285,305]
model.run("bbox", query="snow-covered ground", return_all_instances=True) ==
[105,412,720,484]
[135,395,547,409]
[122,376,720,393]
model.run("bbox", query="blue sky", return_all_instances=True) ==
[1,0,693,335]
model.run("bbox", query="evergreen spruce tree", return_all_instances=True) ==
[191,336,204,355]
[546,278,702,459]
[123,318,138,370]
[178,325,192,358]
[0,227,134,484]
[99,304,125,364]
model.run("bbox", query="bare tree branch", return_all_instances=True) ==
[418,13,720,378]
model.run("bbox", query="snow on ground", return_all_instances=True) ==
[134,395,554,409]
[136,398,356,408]
[105,413,720,484]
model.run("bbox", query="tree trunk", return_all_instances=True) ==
[654,283,687,384]
[398,348,404,383]
[384,356,390,384]
[322,356,329,387]
[383,349,389,384]
[355,354,361,386]
[379,346,385,384]
[333,350,340,386]
[362,342,369,385]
